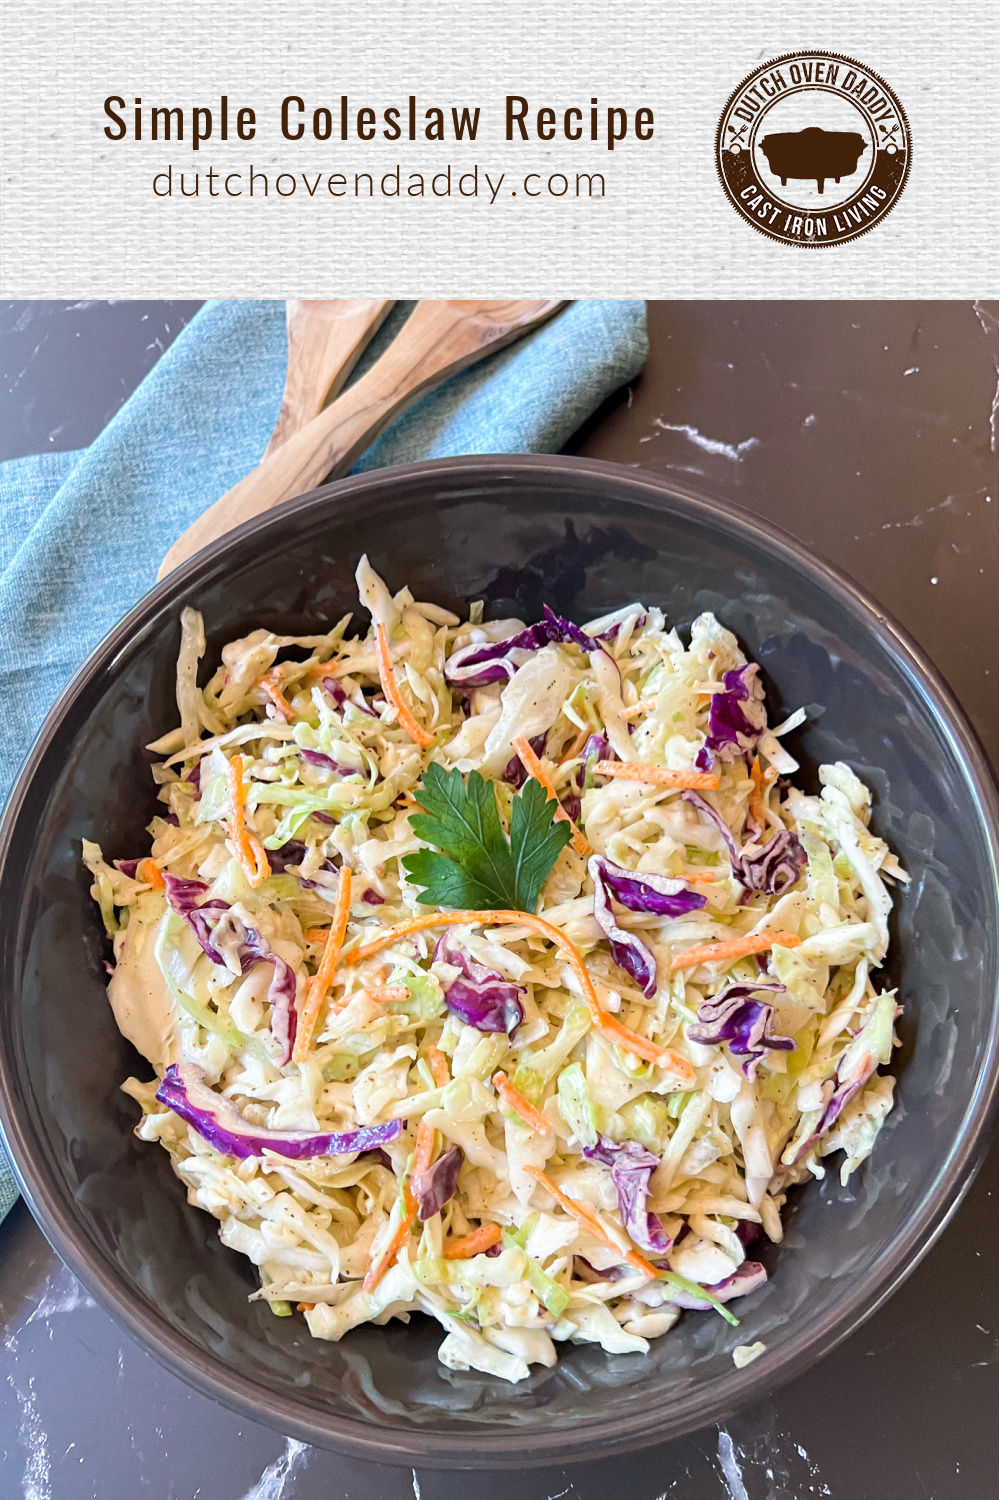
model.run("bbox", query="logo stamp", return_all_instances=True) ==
[716,52,910,247]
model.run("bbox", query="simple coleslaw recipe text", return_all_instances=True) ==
[84,558,907,1383]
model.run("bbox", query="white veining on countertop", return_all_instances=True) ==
[716,1430,749,1500]
[411,1470,422,1500]
[237,1437,311,1500]
[7,1372,52,1500]
[652,420,760,461]
[971,300,995,339]
[971,301,998,453]
[714,1411,836,1498]
[25,1265,95,1329]
[3,1262,96,1355]
[877,490,989,532]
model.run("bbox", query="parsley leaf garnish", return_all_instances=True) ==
[402,762,572,912]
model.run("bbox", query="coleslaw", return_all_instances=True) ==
[84,557,906,1382]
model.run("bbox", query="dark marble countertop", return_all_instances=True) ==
[0,299,996,1500]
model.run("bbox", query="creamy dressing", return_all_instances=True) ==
[108,912,180,1070]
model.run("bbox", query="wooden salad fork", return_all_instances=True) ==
[159,298,566,578]
[261,299,394,459]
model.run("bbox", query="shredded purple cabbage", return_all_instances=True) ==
[540,603,598,653]
[413,1144,463,1221]
[445,605,597,689]
[664,1261,767,1309]
[739,828,807,895]
[155,1064,404,1160]
[269,839,339,879]
[583,1134,671,1253]
[596,611,647,643]
[682,791,806,897]
[590,865,656,995]
[266,839,307,873]
[445,623,555,689]
[704,663,767,761]
[589,855,706,998]
[573,1256,629,1283]
[791,1038,882,1162]
[184,761,204,789]
[322,675,379,718]
[299,748,360,776]
[593,856,709,919]
[362,887,385,906]
[559,731,609,819]
[682,789,741,864]
[736,1218,764,1249]
[114,858,143,879]
[580,732,608,784]
[434,935,524,1035]
[560,789,582,823]
[162,874,298,1065]
[688,980,795,1080]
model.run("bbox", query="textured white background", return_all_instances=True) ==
[0,0,995,296]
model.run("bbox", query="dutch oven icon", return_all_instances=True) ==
[758,126,867,193]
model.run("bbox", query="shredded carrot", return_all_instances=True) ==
[748,755,766,830]
[682,870,723,884]
[223,755,271,888]
[302,927,331,945]
[363,1196,418,1293]
[292,866,352,1062]
[328,983,410,1016]
[525,1167,657,1279]
[512,735,591,856]
[345,909,682,1071]
[443,1223,502,1260]
[412,1118,436,1180]
[617,696,658,721]
[139,858,166,890]
[374,622,435,748]
[596,1014,695,1081]
[671,930,802,971]
[296,1301,315,1312]
[595,760,720,791]
[305,662,343,691]
[258,668,294,722]
[366,985,410,1004]
[492,1071,554,1135]
[426,1044,451,1087]
[362,1120,435,1293]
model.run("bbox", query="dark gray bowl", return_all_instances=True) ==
[0,456,995,1468]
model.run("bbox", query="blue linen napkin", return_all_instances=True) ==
[0,297,648,1224]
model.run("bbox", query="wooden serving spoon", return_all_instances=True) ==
[158,298,566,578]
[262,299,394,459]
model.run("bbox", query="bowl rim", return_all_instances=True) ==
[0,452,996,1469]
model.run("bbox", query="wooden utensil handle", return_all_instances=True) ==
[263,299,393,459]
[159,299,564,579]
